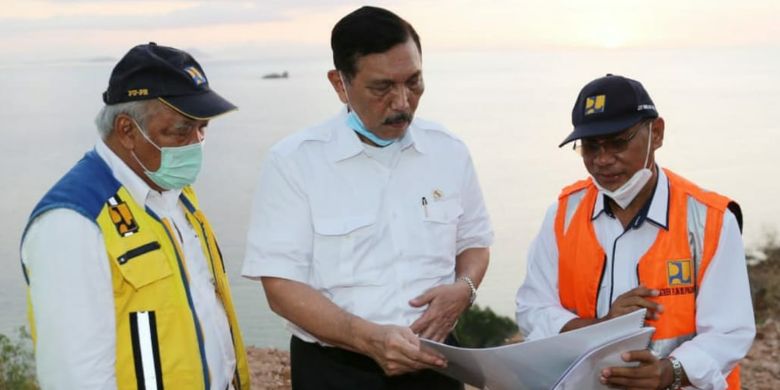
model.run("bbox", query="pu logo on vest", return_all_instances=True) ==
[667,259,692,286]
[107,195,138,237]
[585,95,606,115]
[659,259,695,296]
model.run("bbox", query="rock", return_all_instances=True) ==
[246,347,291,390]
[741,319,780,390]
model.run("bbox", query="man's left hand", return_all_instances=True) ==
[600,349,671,390]
[408,282,471,342]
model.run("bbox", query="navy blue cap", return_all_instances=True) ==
[560,74,658,147]
[102,42,236,120]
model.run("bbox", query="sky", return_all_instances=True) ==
[1,0,779,64]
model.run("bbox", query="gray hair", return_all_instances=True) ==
[94,100,159,139]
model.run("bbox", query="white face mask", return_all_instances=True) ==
[593,122,654,209]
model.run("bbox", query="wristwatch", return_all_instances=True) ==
[666,356,683,390]
[458,276,477,305]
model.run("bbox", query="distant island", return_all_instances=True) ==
[262,71,289,79]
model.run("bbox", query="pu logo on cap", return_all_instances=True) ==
[184,66,207,86]
[667,259,692,286]
[585,95,606,115]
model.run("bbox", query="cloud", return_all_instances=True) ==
[0,1,293,33]
[0,0,777,65]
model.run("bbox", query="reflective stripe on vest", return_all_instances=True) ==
[129,311,164,390]
[555,168,740,389]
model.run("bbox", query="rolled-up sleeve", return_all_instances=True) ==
[515,202,578,340]
[671,211,755,389]
[455,153,493,254]
[242,151,313,283]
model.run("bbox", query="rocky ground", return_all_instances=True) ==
[246,347,291,390]
[741,318,780,390]
[246,319,779,390]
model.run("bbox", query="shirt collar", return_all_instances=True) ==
[646,167,670,230]
[591,165,670,230]
[328,107,427,162]
[95,138,182,210]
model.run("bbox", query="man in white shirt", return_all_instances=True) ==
[21,43,249,389]
[242,6,492,389]
[515,74,755,389]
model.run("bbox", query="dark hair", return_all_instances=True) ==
[331,6,421,80]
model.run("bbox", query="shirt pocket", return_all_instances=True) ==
[418,197,463,275]
[311,214,380,289]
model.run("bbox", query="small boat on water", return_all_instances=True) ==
[262,71,289,79]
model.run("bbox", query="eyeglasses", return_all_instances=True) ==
[573,121,648,157]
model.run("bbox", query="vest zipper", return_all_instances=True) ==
[158,217,211,389]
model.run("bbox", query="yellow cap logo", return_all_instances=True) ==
[585,95,606,115]
[184,66,206,86]
[127,89,149,97]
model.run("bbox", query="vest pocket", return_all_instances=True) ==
[118,242,161,264]
[114,242,173,290]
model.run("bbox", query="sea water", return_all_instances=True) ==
[1,47,778,348]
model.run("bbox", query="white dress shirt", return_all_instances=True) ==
[515,168,755,389]
[242,110,493,343]
[21,140,236,390]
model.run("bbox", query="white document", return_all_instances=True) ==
[420,309,650,390]
[552,327,655,390]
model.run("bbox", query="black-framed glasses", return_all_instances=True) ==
[573,121,649,157]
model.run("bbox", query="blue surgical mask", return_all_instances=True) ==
[130,119,203,190]
[340,71,397,147]
[346,109,395,147]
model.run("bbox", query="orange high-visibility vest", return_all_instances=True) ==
[555,168,740,389]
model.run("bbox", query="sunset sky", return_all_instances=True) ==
[2,0,779,63]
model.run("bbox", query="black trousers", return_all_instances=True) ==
[290,336,464,390]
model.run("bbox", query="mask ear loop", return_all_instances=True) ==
[130,118,162,151]
[643,121,653,170]
[339,72,355,111]
[128,117,161,173]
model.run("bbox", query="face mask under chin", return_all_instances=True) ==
[339,71,397,147]
[592,122,654,210]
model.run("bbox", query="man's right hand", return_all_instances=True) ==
[606,285,663,321]
[562,285,664,332]
[359,324,448,376]
[261,277,447,376]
